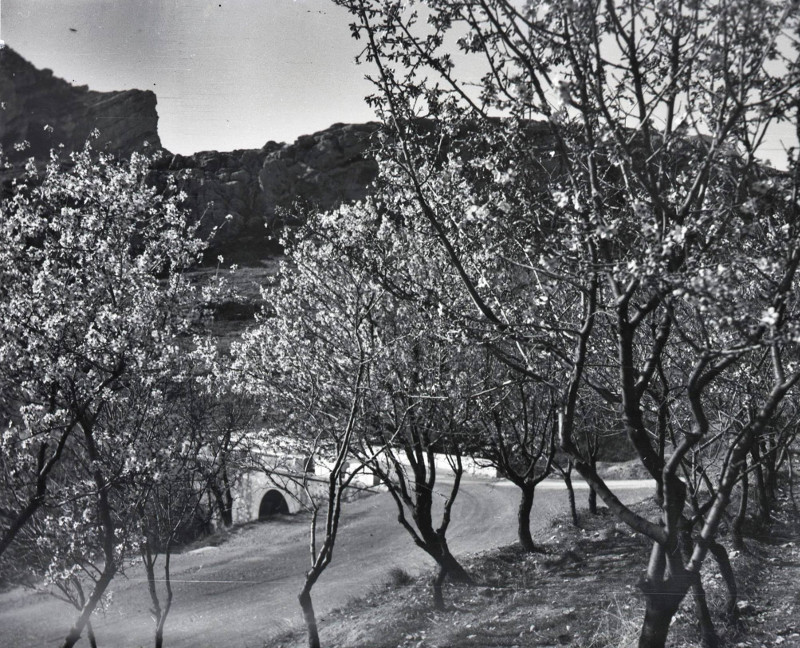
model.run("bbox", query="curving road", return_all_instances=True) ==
[0,477,654,648]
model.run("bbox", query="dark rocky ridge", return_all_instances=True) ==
[1,46,380,260]
[0,46,161,159]
[154,122,380,259]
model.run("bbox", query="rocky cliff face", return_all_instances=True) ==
[156,122,380,256]
[1,47,380,259]
[0,46,161,159]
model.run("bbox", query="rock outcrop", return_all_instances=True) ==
[0,46,161,160]
[1,47,381,259]
[157,123,380,256]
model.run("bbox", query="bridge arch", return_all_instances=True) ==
[226,451,384,525]
[258,489,290,518]
[230,466,308,523]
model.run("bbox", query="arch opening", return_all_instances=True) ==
[258,490,290,519]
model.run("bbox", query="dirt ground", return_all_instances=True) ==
[0,476,653,648]
[268,489,800,648]
[2,464,795,648]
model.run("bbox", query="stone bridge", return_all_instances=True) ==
[227,451,498,525]
[228,454,379,524]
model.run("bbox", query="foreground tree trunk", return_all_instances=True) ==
[62,580,98,648]
[294,366,365,648]
[761,437,779,504]
[432,564,448,611]
[638,576,693,648]
[86,619,98,648]
[639,601,679,648]
[439,545,472,583]
[61,565,115,648]
[517,483,545,552]
[376,438,473,610]
[690,575,717,647]
[708,541,739,625]
[210,481,234,527]
[518,484,535,550]
[789,451,799,515]
[143,540,175,648]
[431,546,472,610]
[680,528,718,647]
[298,586,321,648]
[400,518,473,609]
[153,560,174,648]
[63,424,118,648]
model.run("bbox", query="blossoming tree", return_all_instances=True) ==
[0,142,206,647]
[327,0,800,645]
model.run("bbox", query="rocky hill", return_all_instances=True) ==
[0,46,161,159]
[1,46,380,259]
[154,122,380,258]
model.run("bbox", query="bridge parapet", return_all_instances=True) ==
[228,449,497,525]
[366,450,500,480]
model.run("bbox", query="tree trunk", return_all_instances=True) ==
[518,483,535,551]
[588,485,598,516]
[142,542,163,648]
[298,587,320,648]
[638,569,693,648]
[563,465,579,527]
[639,595,679,648]
[439,546,472,584]
[430,547,472,610]
[680,528,718,647]
[211,483,233,527]
[420,543,472,610]
[517,484,545,552]
[220,466,235,527]
[789,449,799,515]
[86,620,98,648]
[588,456,598,515]
[62,430,117,648]
[638,583,689,648]
[690,578,718,648]
[153,547,173,648]
[751,445,769,525]
[762,438,778,503]
[61,566,115,648]
[218,498,233,527]
[731,468,748,551]
[432,563,447,611]
[708,541,738,625]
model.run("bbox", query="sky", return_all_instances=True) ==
[1,0,796,165]
[0,0,377,154]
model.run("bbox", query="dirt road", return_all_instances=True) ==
[0,478,653,648]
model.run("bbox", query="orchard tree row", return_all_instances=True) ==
[238,0,800,646]
[0,144,257,648]
[2,1,800,648]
